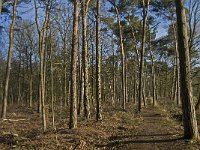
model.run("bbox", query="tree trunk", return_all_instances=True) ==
[175,0,199,140]
[112,34,115,106]
[115,8,126,110]
[149,30,156,106]
[50,37,55,129]
[29,53,33,108]
[63,39,67,109]
[34,0,50,132]
[1,0,17,119]
[172,24,181,105]
[96,0,102,121]
[17,53,21,106]
[78,64,84,115]
[91,43,94,106]
[82,0,90,119]
[69,0,79,129]
[138,0,150,112]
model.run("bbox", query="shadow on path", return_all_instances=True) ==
[96,135,184,148]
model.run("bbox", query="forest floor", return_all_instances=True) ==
[0,102,200,150]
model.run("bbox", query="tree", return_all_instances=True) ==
[108,0,126,110]
[34,0,51,132]
[1,0,17,119]
[69,0,79,129]
[175,0,199,140]
[138,0,150,112]
[81,0,91,119]
[96,0,102,121]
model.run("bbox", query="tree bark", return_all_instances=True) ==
[112,34,115,106]
[34,0,50,132]
[50,36,55,128]
[138,0,150,112]
[172,24,181,105]
[175,0,199,140]
[29,53,33,108]
[69,0,79,129]
[96,0,102,121]
[1,0,17,119]
[115,8,126,110]
[82,0,91,119]
[149,28,156,106]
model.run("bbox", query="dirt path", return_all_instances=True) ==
[1,105,200,149]
[96,106,200,150]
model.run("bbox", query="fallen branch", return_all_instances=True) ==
[3,118,29,122]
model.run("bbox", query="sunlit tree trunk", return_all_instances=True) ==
[1,0,17,119]
[172,24,181,105]
[34,0,50,132]
[148,29,156,106]
[138,0,150,112]
[82,0,91,119]
[116,8,126,110]
[96,0,102,121]
[175,0,199,140]
[69,0,79,129]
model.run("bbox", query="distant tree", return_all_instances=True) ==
[108,0,126,110]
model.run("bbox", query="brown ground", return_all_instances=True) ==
[0,103,200,150]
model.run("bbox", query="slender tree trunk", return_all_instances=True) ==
[172,24,181,105]
[115,8,126,110]
[138,0,150,112]
[96,0,102,121]
[63,39,67,109]
[18,53,21,106]
[1,0,17,119]
[112,34,115,106]
[82,0,90,119]
[69,0,79,129]
[34,0,50,132]
[50,38,55,129]
[91,43,94,106]
[29,53,33,108]
[78,33,84,116]
[149,30,156,106]
[78,64,84,115]
[175,0,199,140]
[171,57,176,102]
